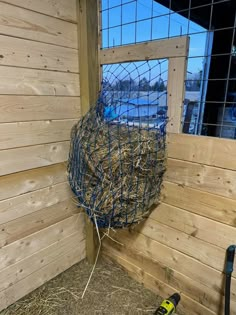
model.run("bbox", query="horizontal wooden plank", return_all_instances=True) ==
[0,163,67,201]
[0,199,79,248]
[0,96,80,122]
[0,66,80,96]
[166,158,236,199]
[0,141,70,176]
[0,182,73,225]
[137,218,225,272]
[100,37,189,64]
[0,243,85,311]
[103,250,216,315]
[104,229,236,301]
[167,133,236,171]
[0,35,78,72]
[0,231,85,295]
[0,2,78,48]
[103,240,233,315]
[162,181,236,227]
[0,119,76,150]
[3,0,77,23]
[150,203,236,249]
[0,213,84,270]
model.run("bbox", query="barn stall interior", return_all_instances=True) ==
[0,0,236,315]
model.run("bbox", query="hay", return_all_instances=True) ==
[0,258,166,315]
[68,105,166,228]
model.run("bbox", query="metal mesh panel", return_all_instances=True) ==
[101,0,236,139]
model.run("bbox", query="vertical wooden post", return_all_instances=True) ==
[167,37,189,133]
[77,0,100,263]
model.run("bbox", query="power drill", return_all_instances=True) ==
[154,293,181,315]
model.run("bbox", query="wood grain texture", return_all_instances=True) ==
[0,96,80,122]
[0,0,81,310]
[137,218,225,272]
[78,0,99,115]
[167,133,236,170]
[167,56,188,133]
[103,240,234,315]
[150,203,236,249]
[103,250,216,315]
[100,37,189,64]
[0,163,67,201]
[0,214,84,270]
[0,231,84,294]
[0,239,85,311]
[166,158,236,199]
[162,181,236,227]
[78,0,99,263]
[0,119,76,149]
[0,35,78,72]
[0,142,69,176]
[0,66,80,96]
[2,0,77,23]
[102,229,236,301]
[0,182,72,225]
[0,2,78,48]
[0,199,79,248]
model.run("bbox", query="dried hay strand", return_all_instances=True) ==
[0,259,168,315]
[68,105,166,228]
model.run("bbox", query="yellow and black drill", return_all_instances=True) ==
[154,293,181,315]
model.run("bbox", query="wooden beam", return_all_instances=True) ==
[77,0,99,263]
[100,37,189,64]
[78,0,99,115]
[167,37,189,133]
[101,37,189,134]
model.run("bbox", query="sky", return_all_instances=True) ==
[101,0,209,75]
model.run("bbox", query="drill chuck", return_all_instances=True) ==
[154,293,181,315]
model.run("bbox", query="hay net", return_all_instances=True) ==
[68,60,168,228]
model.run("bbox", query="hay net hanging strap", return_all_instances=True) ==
[68,60,167,228]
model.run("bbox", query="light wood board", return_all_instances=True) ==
[0,2,78,48]
[2,0,77,23]
[0,142,69,176]
[0,96,80,122]
[0,66,80,96]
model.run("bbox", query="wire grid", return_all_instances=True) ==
[68,60,167,228]
[100,0,236,139]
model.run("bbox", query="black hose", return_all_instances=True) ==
[225,274,231,315]
[225,245,235,315]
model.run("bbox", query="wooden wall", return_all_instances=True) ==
[0,0,85,310]
[103,133,236,315]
